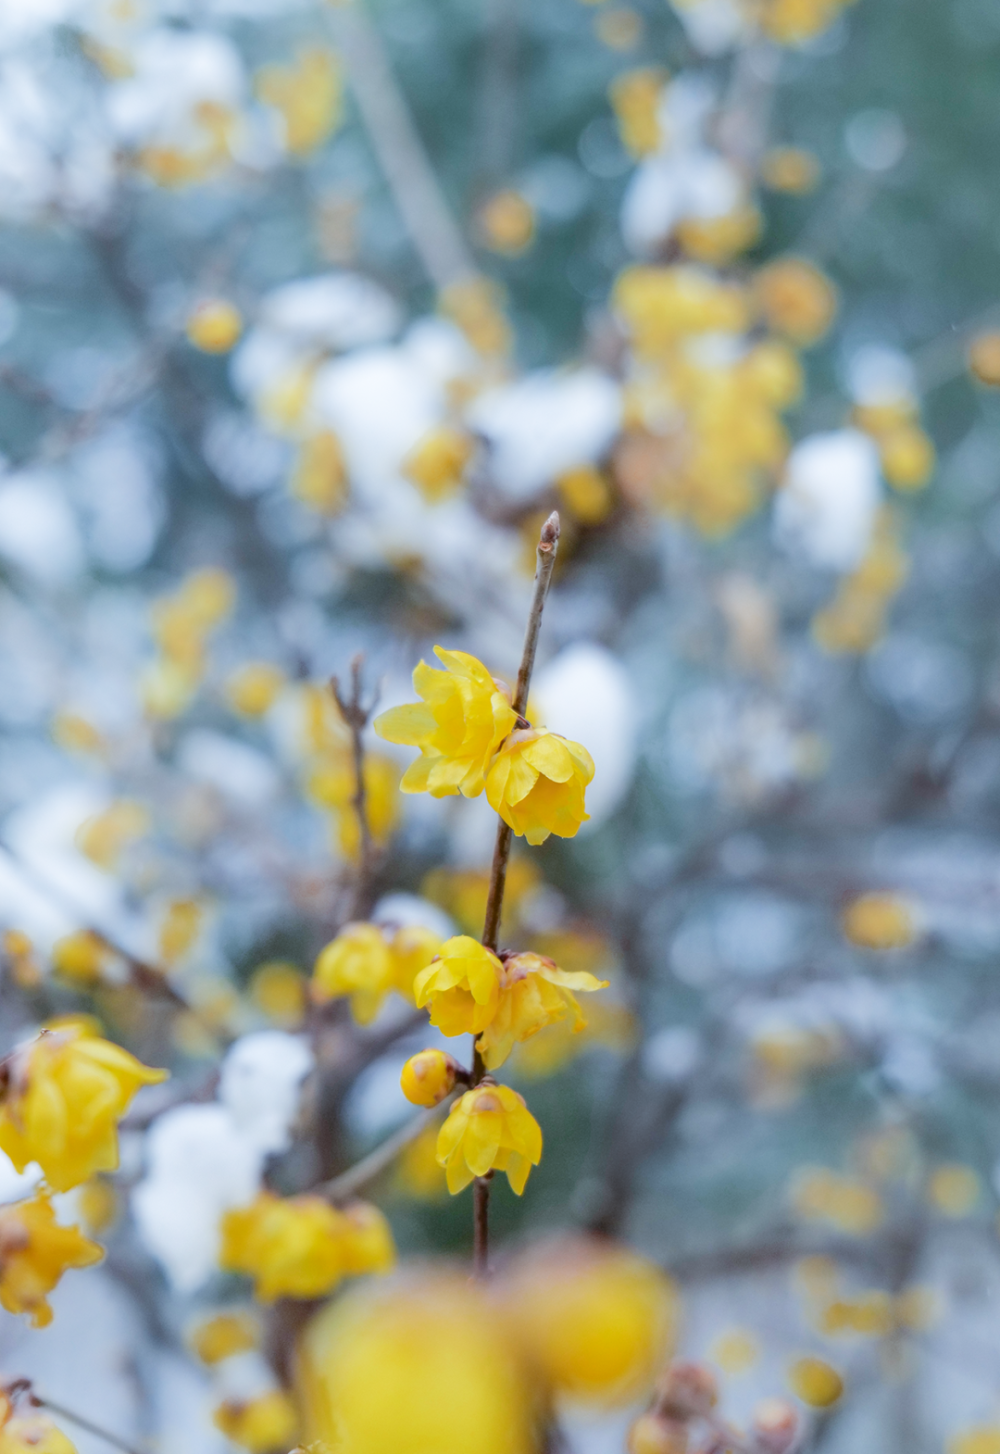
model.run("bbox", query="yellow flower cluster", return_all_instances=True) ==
[137,102,236,189]
[307,748,401,859]
[853,396,935,492]
[436,1082,542,1195]
[613,266,805,537]
[255,49,342,156]
[142,568,236,718]
[609,68,668,156]
[376,649,593,842]
[220,1190,395,1301]
[313,921,442,1024]
[812,508,909,653]
[0,1191,103,1326]
[225,662,285,717]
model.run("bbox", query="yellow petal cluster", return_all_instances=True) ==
[190,1310,259,1364]
[0,1414,77,1454]
[75,800,149,870]
[307,749,400,859]
[0,1025,167,1192]
[51,931,112,988]
[609,68,667,157]
[298,1271,537,1454]
[436,1083,542,1194]
[841,892,917,949]
[143,568,235,719]
[501,1236,678,1406]
[791,1167,883,1235]
[476,951,608,1069]
[753,257,837,346]
[486,728,594,845]
[413,935,502,1034]
[255,48,342,155]
[212,1391,298,1454]
[313,921,442,1024]
[402,426,475,502]
[787,1356,843,1407]
[375,647,516,799]
[0,1191,103,1326]
[220,1190,395,1301]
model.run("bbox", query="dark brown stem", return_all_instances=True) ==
[473,1176,491,1276]
[330,654,379,920]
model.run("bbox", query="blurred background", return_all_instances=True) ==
[0,0,999,1450]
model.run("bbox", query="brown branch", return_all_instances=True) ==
[330,654,380,921]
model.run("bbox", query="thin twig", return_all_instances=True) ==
[317,1101,451,1204]
[473,1176,491,1276]
[325,1,476,290]
[330,654,379,921]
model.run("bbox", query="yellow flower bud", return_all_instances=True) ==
[221,1191,347,1302]
[760,146,820,193]
[375,647,517,801]
[226,663,285,717]
[0,1026,167,1192]
[312,922,395,1024]
[212,1391,298,1454]
[841,893,916,950]
[0,1191,103,1326]
[502,1237,678,1407]
[291,431,348,515]
[189,1310,259,1364]
[927,1163,980,1217]
[413,935,503,1036]
[950,1427,1000,1454]
[754,257,837,346]
[609,67,667,157]
[787,1356,843,1408]
[477,191,535,255]
[185,299,243,354]
[879,426,934,491]
[436,1083,542,1195]
[400,1049,461,1107]
[556,464,614,525]
[485,727,594,845]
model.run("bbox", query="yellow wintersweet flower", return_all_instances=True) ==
[413,935,502,1036]
[475,951,608,1070]
[969,332,1000,387]
[0,1025,167,1192]
[51,930,112,988]
[787,1356,843,1407]
[927,1163,980,1217]
[400,1049,462,1107]
[609,67,666,157]
[0,1191,103,1326]
[256,48,342,156]
[402,427,475,502]
[841,893,916,950]
[213,1391,298,1454]
[478,190,535,255]
[436,1082,542,1195]
[950,1428,1000,1454]
[387,924,443,1003]
[0,1414,77,1454]
[485,728,594,845]
[502,1236,678,1407]
[312,922,395,1024]
[225,663,285,717]
[753,257,837,346]
[220,1192,344,1302]
[249,961,307,1029]
[190,1310,259,1364]
[374,648,517,800]
[291,431,348,515]
[339,1201,397,1276]
[185,299,243,354]
[75,800,149,870]
[306,749,401,859]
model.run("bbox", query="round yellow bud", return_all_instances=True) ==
[186,299,243,354]
[478,191,535,255]
[189,1310,259,1365]
[628,1413,688,1454]
[502,1236,678,1407]
[841,893,916,950]
[788,1356,843,1408]
[969,332,1000,386]
[754,258,837,346]
[879,426,934,491]
[760,146,820,194]
[401,1049,460,1107]
[225,662,285,717]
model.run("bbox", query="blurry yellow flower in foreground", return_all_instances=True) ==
[0,1025,167,1192]
[787,1355,843,1407]
[502,1236,678,1407]
[949,1427,1000,1454]
[190,1310,259,1364]
[226,663,285,717]
[51,930,112,988]
[400,1048,462,1107]
[312,922,393,1024]
[0,1191,103,1326]
[791,1168,883,1236]
[754,257,837,346]
[402,426,475,502]
[256,48,342,155]
[437,1082,542,1194]
[609,67,666,157]
[486,728,594,844]
[291,431,348,515]
[478,190,536,255]
[927,1163,980,1217]
[249,961,307,1029]
[213,1391,297,1454]
[413,935,502,1035]
[375,647,517,800]
[475,951,608,1070]
[968,332,1000,387]
[186,299,243,354]
[220,1190,394,1301]
[841,893,917,950]
[298,1271,537,1454]
[0,1414,77,1454]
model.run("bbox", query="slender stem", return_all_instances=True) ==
[30,1396,146,1454]
[473,1177,491,1276]
[330,654,378,920]
[317,1101,451,1204]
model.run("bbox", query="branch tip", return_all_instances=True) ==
[540,510,560,548]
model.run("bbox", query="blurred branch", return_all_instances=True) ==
[317,1099,451,1204]
[475,0,521,191]
[330,655,380,921]
[326,1,477,290]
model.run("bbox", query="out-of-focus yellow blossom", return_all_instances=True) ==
[0,1191,103,1326]
[402,427,475,502]
[709,1327,760,1374]
[968,332,1000,387]
[760,146,821,193]
[677,205,762,266]
[614,265,749,358]
[225,663,285,717]
[557,464,615,525]
[144,569,235,717]
[440,275,512,358]
[742,338,804,408]
[401,1048,461,1107]
[376,647,517,800]
[256,49,342,155]
[312,922,394,1024]
[396,1123,449,1199]
[813,510,909,654]
[841,892,916,950]
[0,1414,77,1454]
[0,1025,167,1192]
[190,1310,259,1364]
[185,299,243,354]
[609,68,667,157]
[307,749,401,859]
[754,257,837,345]
[76,1177,118,1235]
[181,568,236,627]
[51,931,112,988]
[927,1163,980,1217]
[413,935,502,1035]
[896,1284,941,1332]
[950,1429,1000,1454]
[794,1253,840,1299]
[878,424,935,491]
[212,1391,298,1454]
[137,102,236,189]
[759,0,856,45]
[298,1271,537,1454]
[514,997,636,1077]
[791,1167,883,1235]
[221,1190,393,1301]
[628,1412,688,1454]
[486,729,594,845]
[385,924,443,1002]
[159,897,204,964]
[478,191,536,254]
[260,362,319,438]
[475,951,607,1070]
[819,1290,893,1337]
[75,800,149,870]
[3,932,41,989]
[422,858,540,937]
[596,6,644,48]
[503,1236,678,1406]
[300,681,350,757]
[290,430,348,514]
[249,961,307,1029]
[436,1082,542,1194]
[51,711,105,757]
[787,1356,843,1407]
